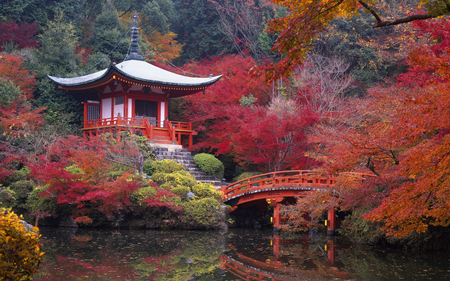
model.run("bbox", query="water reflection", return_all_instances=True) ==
[35,227,450,280]
[221,230,351,280]
[36,227,225,280]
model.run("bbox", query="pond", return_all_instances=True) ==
[34,227,450,280]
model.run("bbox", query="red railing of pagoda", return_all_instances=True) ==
[222,170,338,202]
[83,117,196,148]
[85,117,193,131]
[84,117,167,129]
[168,121,192,131]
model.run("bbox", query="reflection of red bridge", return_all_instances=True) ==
[219,235,352,280]
[221,171,339,233]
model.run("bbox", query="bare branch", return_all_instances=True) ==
[373,14,434,28]
[358,0,438,28]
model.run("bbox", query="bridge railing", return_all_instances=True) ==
[222,170,337,201]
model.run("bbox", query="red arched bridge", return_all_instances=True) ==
[221,170,366,233]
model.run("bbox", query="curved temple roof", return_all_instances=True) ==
[48,60,222,88]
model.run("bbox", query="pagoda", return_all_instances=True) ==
[49,13,221,148]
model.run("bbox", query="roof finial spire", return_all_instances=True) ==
[125,12,144,61]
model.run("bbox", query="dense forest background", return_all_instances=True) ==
[0,0,403,125]
[2,0,450,248]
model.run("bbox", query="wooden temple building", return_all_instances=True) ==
[49,14,221,148]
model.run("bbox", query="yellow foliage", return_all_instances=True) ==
[0,209,44,280]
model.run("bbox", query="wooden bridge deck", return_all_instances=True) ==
[221,170,337,203]
[221,170,370,232]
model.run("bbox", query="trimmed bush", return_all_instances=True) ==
[130,186,157,204]
[152,171,197,197]
[192,183,222,200]
[143,159,185,176]
[152,171,196,186]
[180,198,223,229]
[193,153,224,179]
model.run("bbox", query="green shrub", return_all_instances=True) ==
[65,164,84,175]
[232,171,263,182]
[26,187,58,221]
[193,153,224,179]
[180,198,223,229]
[143,159,185,176]
[8,180,34,211]
[152,171,196,186]
[0,186,15,208]
[339,209,386,244]
[192,183,221,200]
[4,167,31,186]
[168,185,191,197]
[130,186,157,204]
[142,160,155,176]
[152,171,197,197]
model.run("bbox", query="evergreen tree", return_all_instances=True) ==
[0,78,22,108]
[173,0,234,63]
[29,14,83,126]
[90,0,129,62]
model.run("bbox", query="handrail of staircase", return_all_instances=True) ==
[167,121,176,144]
[142,118,153,141]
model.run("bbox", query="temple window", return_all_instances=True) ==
[115,97,124,105]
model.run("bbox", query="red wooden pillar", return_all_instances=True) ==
[273,203,281,231]
[189,134,193,149]
[302,233,309,250]
[82,102,88,128]
[268,198,284,232]
[272,235,281,259]
[327,208,336,235]
[327,238,335,265]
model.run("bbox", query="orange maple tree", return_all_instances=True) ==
[257,0,450,81]
[0,53,36,97]
[284,17,450,238]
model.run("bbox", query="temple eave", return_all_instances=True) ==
[53,73,221,89]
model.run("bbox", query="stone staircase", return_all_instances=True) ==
[151,145,222,187]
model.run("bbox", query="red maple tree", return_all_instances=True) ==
[295,17,450,238]
[0,53,36,97]
[0,20,39,51]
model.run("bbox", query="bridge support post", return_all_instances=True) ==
[271,200,283,233]
[327,208,336,236]
[273,203,281,233]
[327,237,335,265]
[272,235,281,259]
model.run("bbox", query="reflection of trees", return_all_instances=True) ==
[135,233,225,280]
[36,228,225,280]
[36,228,449,280]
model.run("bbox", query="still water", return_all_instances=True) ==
[34,227,449,280]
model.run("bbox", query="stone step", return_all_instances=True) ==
[150,144,222,185]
